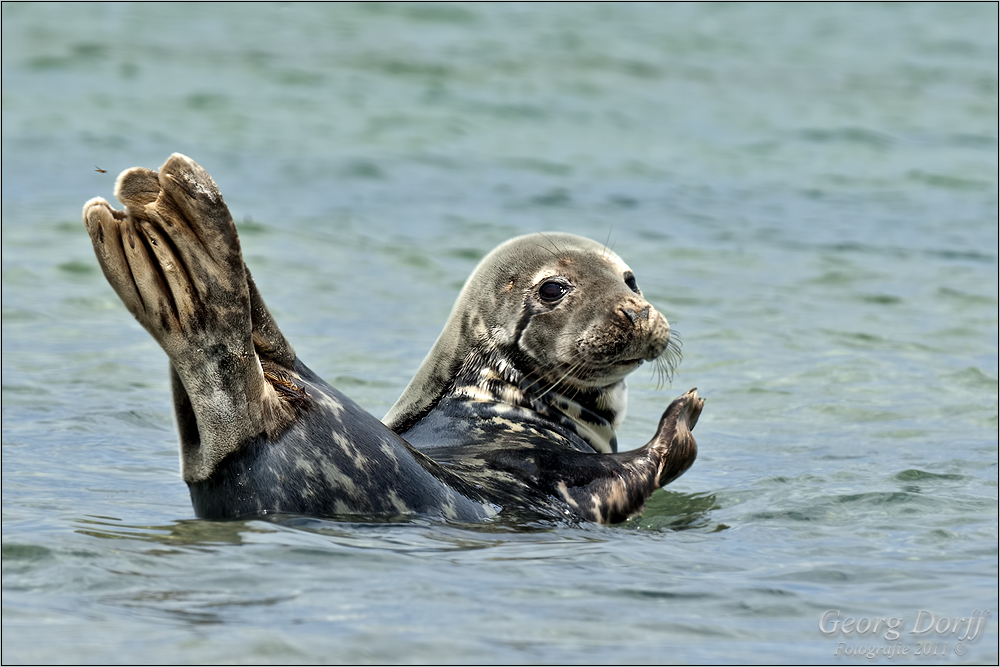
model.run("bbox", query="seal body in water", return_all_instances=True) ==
[83,154,703,524]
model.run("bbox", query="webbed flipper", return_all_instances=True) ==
[83,154,298,482]
[518,389,703,523]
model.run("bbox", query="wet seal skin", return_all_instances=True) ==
[83,153,704,524]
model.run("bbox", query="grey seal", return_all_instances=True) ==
[83,153,703,524]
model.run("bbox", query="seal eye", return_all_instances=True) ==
[539,281,567,302]
[624,272,639,293]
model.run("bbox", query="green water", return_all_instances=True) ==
[2,3,997,664]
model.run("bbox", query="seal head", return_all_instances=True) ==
[384,233,674,454]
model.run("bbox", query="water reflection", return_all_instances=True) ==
[72,489,720,550]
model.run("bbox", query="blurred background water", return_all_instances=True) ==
[2,2,997,664]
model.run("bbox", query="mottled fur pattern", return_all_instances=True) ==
[84,154,703,524]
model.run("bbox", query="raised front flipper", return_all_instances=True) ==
[496,389,703,523]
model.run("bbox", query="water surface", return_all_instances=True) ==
[2,3,997,664]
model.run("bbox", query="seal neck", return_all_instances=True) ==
[448,346,625,454]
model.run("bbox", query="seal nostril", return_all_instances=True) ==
[622,307,639,324]
[639,306,649,321]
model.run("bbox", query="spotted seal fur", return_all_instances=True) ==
[83,153,703,524]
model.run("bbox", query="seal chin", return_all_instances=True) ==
[562,360,641,389]
[603,358,644,378]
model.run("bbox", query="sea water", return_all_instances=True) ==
[2,3,997,663]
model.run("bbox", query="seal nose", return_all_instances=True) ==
[621,305,650,325]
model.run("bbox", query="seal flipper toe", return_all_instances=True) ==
[114,167,161,211]
[83,197,145,321]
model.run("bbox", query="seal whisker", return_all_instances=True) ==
[602,225,615,260]
[650,332,683,388]
[535,362,581,401]
[653,356,669,390]
[534,230,565,256]
[520,363,568,395]
[518,348,585,394]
